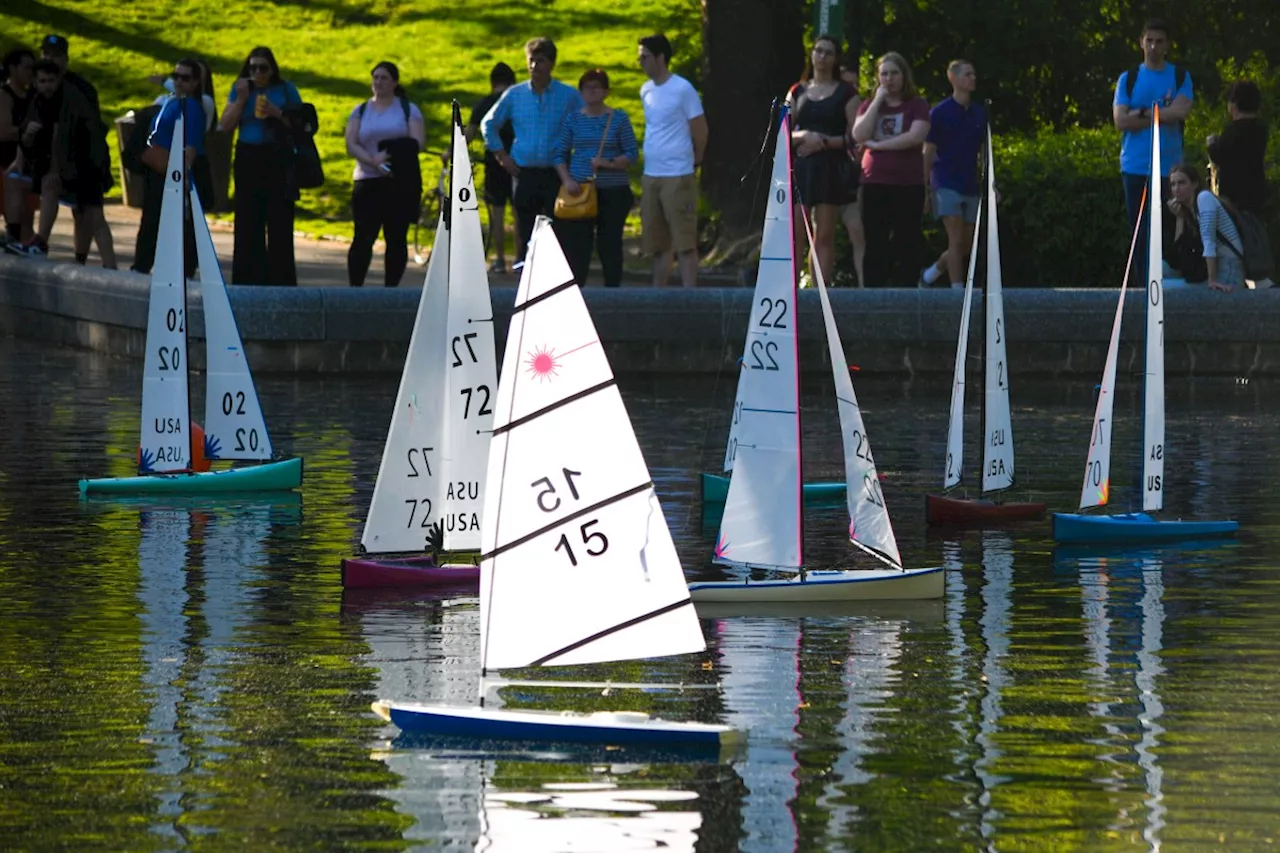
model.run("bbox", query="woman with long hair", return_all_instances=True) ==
[345,61,425,287]
[1167,162,1243,292]
[786,34,859,285]
[218,46,302,285]
[851,51,930,287]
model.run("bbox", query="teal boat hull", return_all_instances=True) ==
[1051,511,1239,544]
[79,457,303,495]
[700,472,845,504]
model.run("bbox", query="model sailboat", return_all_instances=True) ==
[374,217,738,748]
[687,107,944,603]
[1052,103,1238,544]
[925,128,1045,525]
[699,113,844,508]
[79,106,302,494]
[342,103,495,588]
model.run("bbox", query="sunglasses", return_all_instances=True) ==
[249,62,271,72]
[171,72,195,81]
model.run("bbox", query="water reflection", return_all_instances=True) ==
[8,337,1280,850]
[121,495,303,840]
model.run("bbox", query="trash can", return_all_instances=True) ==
[114,112,148,209]
[205,128,233,212]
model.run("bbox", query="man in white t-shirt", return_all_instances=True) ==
[638,34,707,287]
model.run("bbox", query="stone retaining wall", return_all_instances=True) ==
[3,257,1279,375]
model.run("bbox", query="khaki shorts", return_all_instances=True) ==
[641,174,698,254]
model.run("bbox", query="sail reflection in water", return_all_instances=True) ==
[1058,543,1188,848]
[130,495,300,838]
[350,592,720,851]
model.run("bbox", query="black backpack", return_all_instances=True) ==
[122,104,164,175]
[1124,64,1188,137]
[1218,196,1276,280]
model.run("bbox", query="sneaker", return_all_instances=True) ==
[487,260,506,274]
[799,270,813,289]
[3,240,24,256]
[26,241,47,259]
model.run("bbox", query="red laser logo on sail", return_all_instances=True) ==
[525,346,561,382]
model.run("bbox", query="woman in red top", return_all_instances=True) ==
[851,52,930,287]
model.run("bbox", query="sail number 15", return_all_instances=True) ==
[531,468,610,566]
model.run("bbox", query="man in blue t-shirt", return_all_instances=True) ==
[921,59,986,289]
[132,59,211,275]
[1113,19,1193,243]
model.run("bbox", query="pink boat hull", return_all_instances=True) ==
[340,555,480,589]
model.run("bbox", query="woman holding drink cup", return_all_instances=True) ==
[218,46,303,285]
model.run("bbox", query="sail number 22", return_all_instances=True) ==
[532,468,610,566]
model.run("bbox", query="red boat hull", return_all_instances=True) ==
[341,555,480,589]
[925,494,1047,527]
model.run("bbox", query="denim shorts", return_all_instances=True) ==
[933,187,979,223]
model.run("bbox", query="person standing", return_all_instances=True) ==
[787,36,858,286]
[920,60,986,289]
[344,61,425,288]
[218,47,302,286]
[638,33,707,288]
[552,68,638,287]
[1207,80,1267,216]
[838,63,866,287]
[851,51,930,287]
[481,38,582,269]
[40,35,116,268]
[134,60,213,277]
[1,48,34,250]
[1112,17,1192,280]
[467,62,516,274]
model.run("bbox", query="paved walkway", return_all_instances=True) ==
[39,200,732,288]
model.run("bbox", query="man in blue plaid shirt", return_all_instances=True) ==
[481,37,583,267]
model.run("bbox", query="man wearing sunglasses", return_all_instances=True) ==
[133,59,211,276]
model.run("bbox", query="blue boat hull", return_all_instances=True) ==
[700,472,845,504]
[375,702,740,750]
[1052,511,1239,544]
[79,457,303,495]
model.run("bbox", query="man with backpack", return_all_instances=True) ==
[1113,18,1192,281]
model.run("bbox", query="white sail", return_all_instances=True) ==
[942,196,981,489]
[715,110,803,570]
[1079,212,1143,510]
[138,109,191,473]
[192,187,273,461]
[360,216,450,554]
[982,129,1015,493]
[442,116,497,551]
[812,251,903,568]
[479,218,703,671]
[1142,106,1165,513]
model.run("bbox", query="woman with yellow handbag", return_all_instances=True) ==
[552,68,638,287]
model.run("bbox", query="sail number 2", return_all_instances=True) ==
[532,469,610,566]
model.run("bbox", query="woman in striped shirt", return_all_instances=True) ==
[1168,162,1243,292]
[552,68,639,287]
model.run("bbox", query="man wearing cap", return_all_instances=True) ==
[39,34,115,268]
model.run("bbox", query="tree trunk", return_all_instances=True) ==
[700,0,805,266]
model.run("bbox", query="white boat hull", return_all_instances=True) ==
[688,567,945,602]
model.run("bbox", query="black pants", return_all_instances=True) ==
[861,183,926,287]
[132,156,212,276]
[512,167,560,263]
[232,142,297,286]
[347,176,417,287]
[555,185,634,287]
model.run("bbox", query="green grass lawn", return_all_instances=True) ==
[4,0,702,240]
